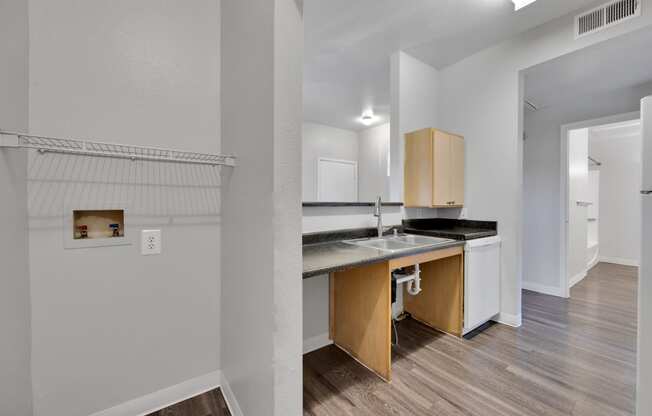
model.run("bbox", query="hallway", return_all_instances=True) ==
[303,263,638,415]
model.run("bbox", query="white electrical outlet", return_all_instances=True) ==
[141,230,162,255]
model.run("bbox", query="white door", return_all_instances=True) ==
[317,158,358,202]
[638,96,652,415]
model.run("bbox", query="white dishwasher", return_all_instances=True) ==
[463,236,501,335]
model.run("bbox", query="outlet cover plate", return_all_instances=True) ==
[141,230,162,255]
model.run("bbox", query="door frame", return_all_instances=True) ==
[559,111,640,298]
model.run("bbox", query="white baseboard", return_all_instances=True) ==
[587,256,600,271]
[522,282,565,297]
[599,256,640,267]
[303,333,333,354]
[219,372,244,416]
[494,312,522,328]
[89,370,223,416]
[569,270,588,289]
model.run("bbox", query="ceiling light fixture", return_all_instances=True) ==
[359,110,377,126]
[512,0,537,10]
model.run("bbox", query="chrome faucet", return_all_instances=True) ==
[374,196,383,237]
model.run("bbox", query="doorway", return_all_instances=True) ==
[560,115,642,297]
[521,31,652,415]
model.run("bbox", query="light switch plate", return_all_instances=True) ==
[141,230,162,255]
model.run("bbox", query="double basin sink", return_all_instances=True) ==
[344,234,454,253]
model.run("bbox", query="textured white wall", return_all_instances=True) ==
[272,0,303,413]
[358,122,391,202]
[302,122,359,201]
[438,2,652,323]
[524,82,652,295]
[27,2,221,415]
[222,0,303,414]
[0,1,32,415]
[591,129,642,265]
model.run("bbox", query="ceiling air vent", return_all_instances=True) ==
[575,0,641,39]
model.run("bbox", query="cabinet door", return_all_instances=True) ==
[432,130,451,206]
[464,239,501,333]
[450,134,465,206]
[404,129,433,207]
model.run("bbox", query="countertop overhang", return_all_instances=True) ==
[302,239,465,279]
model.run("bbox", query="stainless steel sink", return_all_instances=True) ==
[392,235,452,246]
[346,238,416,253]
[344,234,454,253]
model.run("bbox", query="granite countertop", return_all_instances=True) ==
[402,218,497,241]
[303,237,464,279]
[303,201,404,207]
[404,227,497,240]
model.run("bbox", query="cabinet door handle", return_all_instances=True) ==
[642,190,652,195]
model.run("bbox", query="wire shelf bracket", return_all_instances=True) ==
[0,130,236,167]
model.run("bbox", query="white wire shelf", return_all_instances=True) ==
[0,130,236,167]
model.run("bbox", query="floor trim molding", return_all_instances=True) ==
[494,312,522,328]
[88,370,223,416]
[219,372,244,416]
[599,256,640,267]
[303,333,333,354]
[522,282,565,297]
[569,270,588,289]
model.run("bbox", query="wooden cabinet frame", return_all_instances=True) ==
[329,246,464,381]
[404,128,465,208]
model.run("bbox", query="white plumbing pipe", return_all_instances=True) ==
[406,264,422,296]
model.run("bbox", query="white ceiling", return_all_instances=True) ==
[524,26,652,110]
[304,0,598,131]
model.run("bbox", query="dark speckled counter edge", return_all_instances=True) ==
[302,239,465,279]
[404,228,497,241]
[303,201,404,207]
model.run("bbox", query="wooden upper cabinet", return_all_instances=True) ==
[450,133,465,206]
[404,128,433,207]
[404,128,465,208]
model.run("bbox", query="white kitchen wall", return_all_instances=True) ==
[390,51,439,207]
[303,205,403,234]
[524,82,652,296]
[222,0,303,415]
[0,2,31,415]
[437,2,652,325]
[590,128,642,266]
[27,1,221,415]
[303,122,359,201]
[359,122,391,201]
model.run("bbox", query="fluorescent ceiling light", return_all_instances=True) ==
[512,0,537,10]
[359,110,378,126]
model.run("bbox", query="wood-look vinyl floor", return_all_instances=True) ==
[303,262,638,416]
[146,388,231,416]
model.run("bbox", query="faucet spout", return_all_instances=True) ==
[374,196,382,237]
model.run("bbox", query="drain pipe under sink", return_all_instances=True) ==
[407,264,422,295]
[395,264,422,296]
